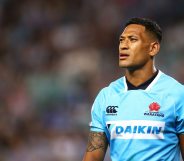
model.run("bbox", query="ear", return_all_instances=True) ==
[149,41,160,57]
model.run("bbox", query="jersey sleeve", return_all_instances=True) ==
[90,89,106,132]
[175,88,184,134]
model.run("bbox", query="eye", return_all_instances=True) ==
[130,38,137,42]
[119,38,124,43]
[129,37,138,42]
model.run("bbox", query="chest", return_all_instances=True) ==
[103,91,175,121]
[103,91,176,139]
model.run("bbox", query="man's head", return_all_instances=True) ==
[119,17,162,70]
[125,18,162,43]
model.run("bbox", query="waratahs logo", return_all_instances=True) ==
[149,102,160,112]
[144,102,164,117]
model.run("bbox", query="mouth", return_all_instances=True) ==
[119,53,129,60]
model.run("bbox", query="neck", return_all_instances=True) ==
[125,65,157,87]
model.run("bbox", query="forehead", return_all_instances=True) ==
[121,24,147,37]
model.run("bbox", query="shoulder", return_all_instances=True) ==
[159,71,184,97]
[93,77,125,104]
[99,77,125,97]
[91,77,124,112]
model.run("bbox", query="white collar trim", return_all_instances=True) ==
[145,70,162,91]
[123,70,163,92]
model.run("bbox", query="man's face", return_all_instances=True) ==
[119,24,152,70]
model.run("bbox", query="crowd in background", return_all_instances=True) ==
[0,0,184,160]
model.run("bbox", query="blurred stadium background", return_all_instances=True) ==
[0,0,184,160]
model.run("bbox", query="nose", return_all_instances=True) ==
[119,40,129,51]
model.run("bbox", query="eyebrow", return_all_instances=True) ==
[119,35,124,39]
[119,35,125,40]
[119,35,138,40]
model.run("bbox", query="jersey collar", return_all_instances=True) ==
[123,70,163,92]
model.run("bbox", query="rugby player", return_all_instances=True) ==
[83,18,184,161]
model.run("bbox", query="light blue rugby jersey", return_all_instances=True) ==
[90,71,184,161]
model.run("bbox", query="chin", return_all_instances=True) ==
[119,63,137,70]
[119,62,129,68]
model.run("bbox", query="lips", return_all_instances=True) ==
[119,53,129,60]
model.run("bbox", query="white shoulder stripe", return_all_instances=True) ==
[146,70,163,91]
[123,76,128,92]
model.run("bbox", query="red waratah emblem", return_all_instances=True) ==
[149,102,160,112]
